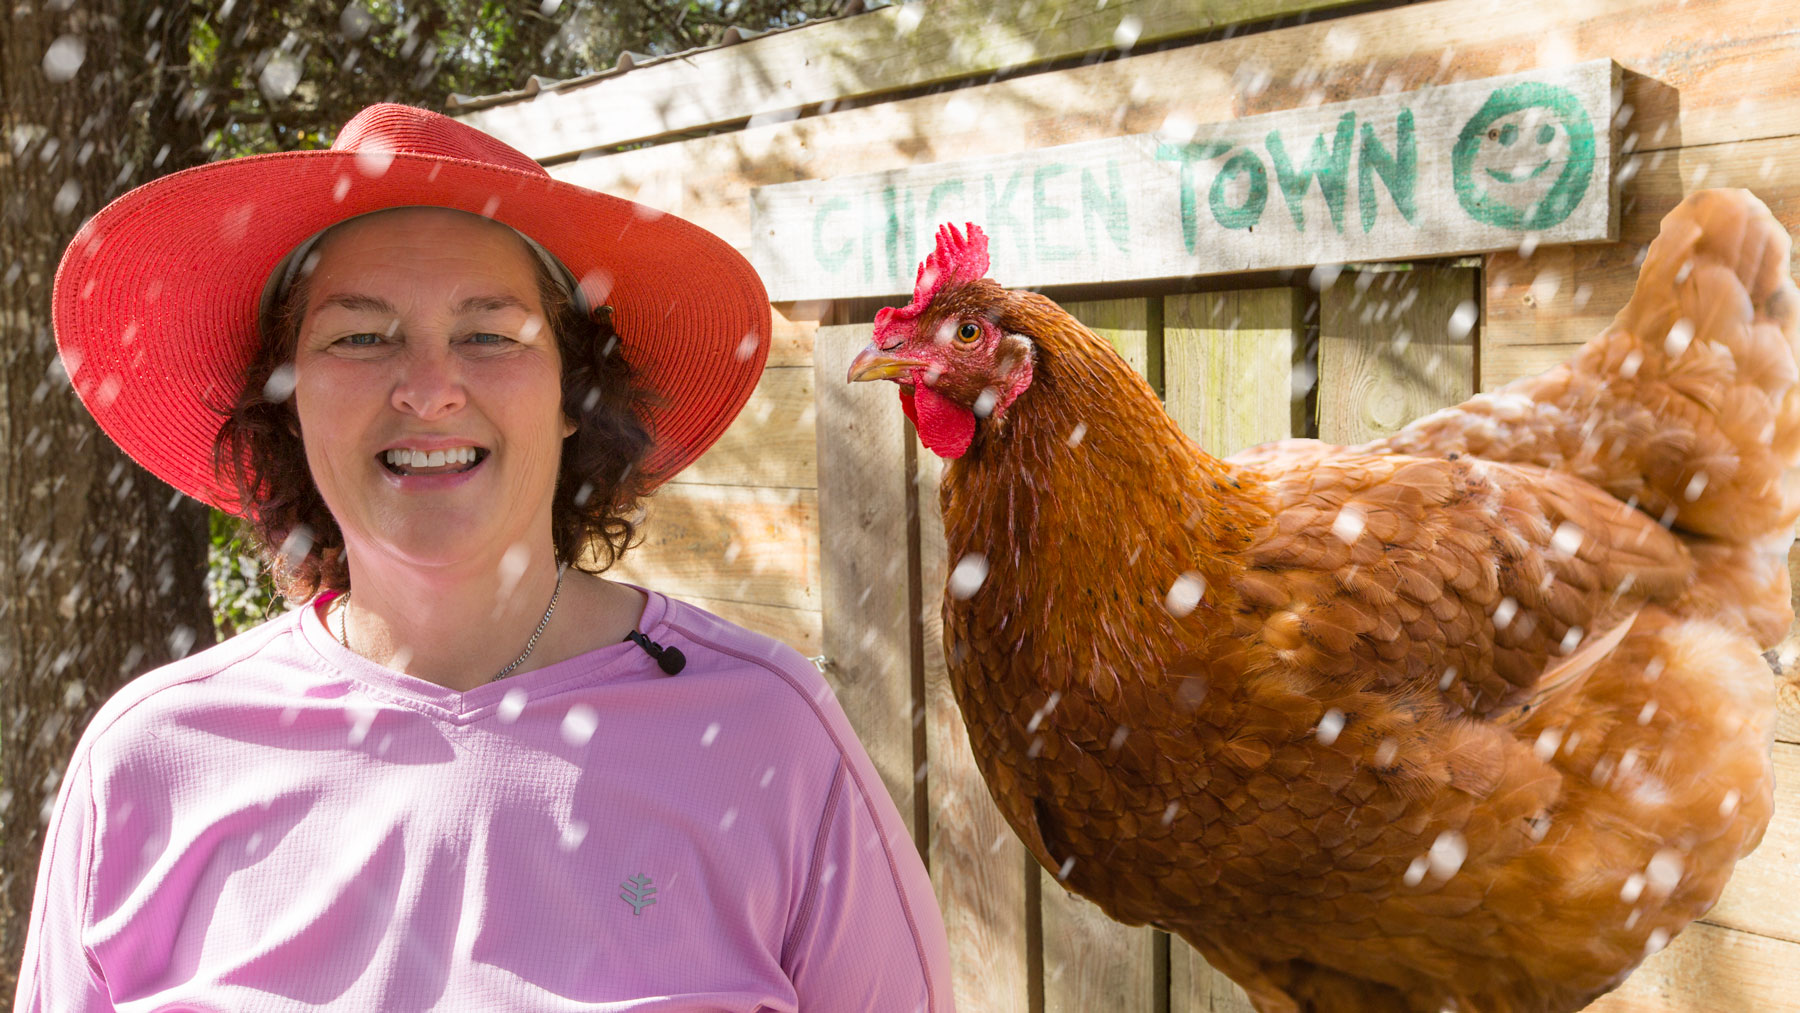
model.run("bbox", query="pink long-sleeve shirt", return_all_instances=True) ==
[17,589,954,1011]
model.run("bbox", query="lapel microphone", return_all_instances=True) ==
[624,630,686,674]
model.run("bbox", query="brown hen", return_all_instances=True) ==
[847,189,1796,1012]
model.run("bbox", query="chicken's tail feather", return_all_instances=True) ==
[1383,188,1800,547]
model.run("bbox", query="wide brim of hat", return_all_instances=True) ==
[54,148,770,516]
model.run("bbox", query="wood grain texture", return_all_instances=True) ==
[1704,742,1800,944]
[768,302,821,368]
[1780,630,1800,744]
[1041,299,1162,1013]
[1479,341,1582,392]
[1318,267,1477,444]
[611,482,818,610]
[458,0,1363,159]
[1067,298,1154,380]
[1165,288,1306,456]
[548,0,1800,259]
[677,366,816,489]
[1584,919,1800,1012]
[1485,132,1800,355]
[1041,874,1160,1013]
[672,595,822,658]
[920,445,1033,1013]
[812,322,918,840]
[1170,946,1260,1013]
[752,62,1619,300]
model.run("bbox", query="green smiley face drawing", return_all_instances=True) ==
[1452,82,1596,231]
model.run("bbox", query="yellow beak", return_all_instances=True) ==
[847,346,928,383]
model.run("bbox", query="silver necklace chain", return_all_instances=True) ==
[334,562,569,682]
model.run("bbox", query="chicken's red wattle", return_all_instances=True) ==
[900,385,974,459]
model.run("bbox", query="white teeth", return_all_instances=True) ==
[385,447,479,469]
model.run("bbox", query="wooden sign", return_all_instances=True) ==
[751,60,1618,301]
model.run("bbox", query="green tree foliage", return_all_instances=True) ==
[187,0,847,158]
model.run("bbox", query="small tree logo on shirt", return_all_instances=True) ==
[620,873,657,915]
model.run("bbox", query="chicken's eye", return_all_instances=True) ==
[956,322,981,342]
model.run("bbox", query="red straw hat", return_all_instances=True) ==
[53,102,769,516]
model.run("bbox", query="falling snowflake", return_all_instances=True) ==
[1550,521,1583,560]
[1164,572,1205,617]
[1427,830,1468,880]
[1113,15,1142,49]
[949,553,989,599]
[497,687,528,724]
[41,35,85,83]
[1315,709,1345,746]
[1493,597,1518,630]
[1447,300,1478,340]
[1331,506,1365,544]
[1663,319,1694,358]
[561,704,599,746]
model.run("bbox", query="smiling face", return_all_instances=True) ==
[1473,108,1569,186]
[1452,82,1596,231]
[290,207,573,575]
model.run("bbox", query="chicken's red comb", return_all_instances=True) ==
[890,223,990,321]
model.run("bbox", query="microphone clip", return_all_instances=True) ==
[624,629,686,674]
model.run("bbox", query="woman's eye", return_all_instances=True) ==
[340,333,381,347]
[467,332,511,345]
[957,322,981,342]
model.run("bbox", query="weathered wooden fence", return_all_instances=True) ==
[464,0,1800,1005]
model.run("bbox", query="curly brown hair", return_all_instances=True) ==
[214,221,659,601]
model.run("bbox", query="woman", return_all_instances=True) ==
[18,104,954,1010]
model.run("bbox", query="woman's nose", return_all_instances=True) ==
[391,344,466,419]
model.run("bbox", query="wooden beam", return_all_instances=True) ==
[813,322,919,839]
[456,0,1365,160]
[1318,267,1478,445]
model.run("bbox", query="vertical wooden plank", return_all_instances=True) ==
[1076,298,1152,381]
[1317,268,1478,445]
[1040,874,1162,1013]
[814,322,917,839]
[1162,287,1304,1013]
[1169,956,1260,1013]
[1164,289,1307,457]
[920,450,1033,1012]
[1039,299,1163,1013]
